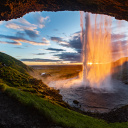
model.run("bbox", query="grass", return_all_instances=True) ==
[0,52,33,75]
[0,52,69,108]
[0,83,128,128]
[0,52,128,127]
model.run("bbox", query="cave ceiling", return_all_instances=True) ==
[0,0,128,21]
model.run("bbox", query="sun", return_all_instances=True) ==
[87,62,93,65]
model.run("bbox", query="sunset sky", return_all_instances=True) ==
[0,11,128,65]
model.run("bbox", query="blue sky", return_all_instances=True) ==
[0,11,128,65]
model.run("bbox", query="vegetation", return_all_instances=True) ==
[0,52,128,127]
[31,61,128,123]
[0,52,69,107]
[0,0,128,21]
[0,52,33,75]
[0,83,128,128]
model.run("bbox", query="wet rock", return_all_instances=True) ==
[41,73,51,77]
[73,100,79,105]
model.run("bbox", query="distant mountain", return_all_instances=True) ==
[112,57,128,84]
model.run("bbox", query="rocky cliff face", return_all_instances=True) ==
[0,0,128,21]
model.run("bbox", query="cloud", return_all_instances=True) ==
[24,30,39,39]
[70,31,81,40]
[54,52,81,62]
[0,34,24,40]
[6,22,38,32]
[50,52,56,54]
[50,32,82,54]
[14,47,24,49]
[21,58,60,62]
[0,41,21,45]
[16,32,25,37]
[66,32,127,55]
[111,34,126,41]
[111,34,128,54]
[33,12,50,28]
[51,31,127,62]
[13,39,50,46]
[0,34,50,46]
[49,31,127,63]
[0,21,3,25]
[111,40,128,53]
[38,16,49,28]
[42,38,50,43]
[18,18,32,26]
[6,22,39,39]
[50,37,69,45]
[68,33,82,53]
[46,48,66,52]
[34,53,46,55]
[6,18,39,39]
[50,37,62,42]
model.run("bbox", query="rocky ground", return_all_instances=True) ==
[0,91,62,128]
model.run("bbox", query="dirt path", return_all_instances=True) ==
[0,91,60,128]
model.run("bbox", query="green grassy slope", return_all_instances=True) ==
[0,83,128,128]
[0,52,33,75]
[0,52,128,128]
[0,52,67,107]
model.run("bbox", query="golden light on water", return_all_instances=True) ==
[80,12,128,88]
[87,62,93,65]
[87,62,109,65]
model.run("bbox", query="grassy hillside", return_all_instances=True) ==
[0,52,68,107]
[0,82,128,128]
[0,52,33,75]
[0,52,128,127]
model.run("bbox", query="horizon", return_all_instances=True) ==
[0,11,128,65]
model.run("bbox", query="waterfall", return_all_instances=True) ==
[80,12,112,88]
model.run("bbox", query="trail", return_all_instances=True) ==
[0,91,61,128]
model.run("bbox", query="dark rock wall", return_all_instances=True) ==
[0,0,128,21]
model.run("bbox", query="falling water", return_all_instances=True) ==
[48,12,128,112]
[80,12,113,88]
